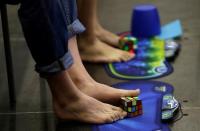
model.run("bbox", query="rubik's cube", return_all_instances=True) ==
[119,36,138,54]
[121,96,143,117]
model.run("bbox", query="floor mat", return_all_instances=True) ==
[92,81,173,131]
[105,32,173,80]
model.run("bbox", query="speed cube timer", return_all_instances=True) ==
[121,96,143,117]
[119,36,138,54]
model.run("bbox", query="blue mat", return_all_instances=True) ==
[104,20,182,80]
[105,32,173,80]
[105,60,173,80]
[92,81,173,131]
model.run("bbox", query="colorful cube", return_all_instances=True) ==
[123,106,136,112]
[138,110,143,115]
[121,96,143,118]
[119,36,138,54]
[121,96,137,107]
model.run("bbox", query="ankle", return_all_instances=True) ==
[47,70,83,102]
[53,93,82,108]
[72,76,94,89]
[94,23,105,34]
[52,95,84,120]
[77,36,105,53]
[73,75,90,84]
[77,34,97,49]
[78,29,97,41]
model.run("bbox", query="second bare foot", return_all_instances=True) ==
[75,79,140,105]
[78,37,134,63]
[95,24,120,48]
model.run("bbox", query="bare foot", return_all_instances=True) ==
[53,94,127,124]
[74,79,140,105]
[68,36,139,105]
[78,37,134,63]
[95,24,120,48]
[47,70,127,124]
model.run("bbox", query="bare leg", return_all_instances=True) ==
[77,0,134,63]
[47,38,127,124]
[19,0,127,124]
[77,0,120,47]
[68,37,140,104]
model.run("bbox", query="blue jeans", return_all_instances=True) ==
[17,0,85,76]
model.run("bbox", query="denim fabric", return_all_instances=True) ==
[17,0,85,76]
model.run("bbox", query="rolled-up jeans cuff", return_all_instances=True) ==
[35,51,73,77]
[68,19,85,39]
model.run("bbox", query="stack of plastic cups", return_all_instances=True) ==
[131,4,164,69]
[131,4,161,38]
[147,40,165,69]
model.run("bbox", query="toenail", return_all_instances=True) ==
[136,89,140,91]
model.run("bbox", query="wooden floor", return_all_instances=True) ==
[0,0,200,130]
